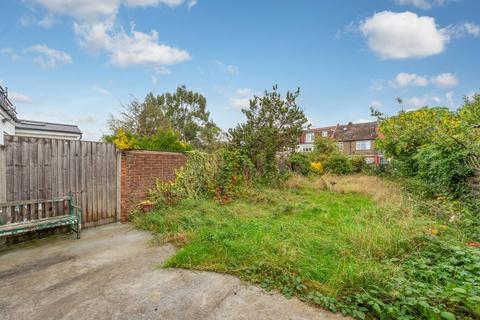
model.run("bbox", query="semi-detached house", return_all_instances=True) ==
[298,121,384,164]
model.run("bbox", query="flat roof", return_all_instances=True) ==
[15,119,82,135]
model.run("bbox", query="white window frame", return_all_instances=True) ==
[337,142,343,150]
[305,132,315,143]
[322,131,328,137]
[355,140,371,151]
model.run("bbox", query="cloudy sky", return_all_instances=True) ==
[1,0,479,140]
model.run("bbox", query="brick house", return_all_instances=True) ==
[298,121,384,164]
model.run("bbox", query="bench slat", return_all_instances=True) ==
[0,195,81,239]
[0,197,69,207]
[0,215,77,232]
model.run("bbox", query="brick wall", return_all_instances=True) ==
[120,150,186,222]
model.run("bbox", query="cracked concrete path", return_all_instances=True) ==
[0,224,346,320]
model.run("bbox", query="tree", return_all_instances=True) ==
[228,85,308,176]
[107,86,222,151]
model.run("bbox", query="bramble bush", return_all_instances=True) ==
[150,149,255,205]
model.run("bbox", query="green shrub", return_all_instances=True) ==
[373,96,480,198]
[308,137,356,175]
[287,152,311,175]
[414,139,473,198]
[351,156,367,173]
[104,129,191,153]
[136,130,192,152]
[324,153,354,175]
[150,149,255,205]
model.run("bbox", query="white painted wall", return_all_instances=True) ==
[15,129,81,140]
[0,108,15,145]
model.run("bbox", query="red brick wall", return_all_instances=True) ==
[120,150,186,222]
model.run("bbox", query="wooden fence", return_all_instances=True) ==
[467,156,480,197]
[0,136,120,227]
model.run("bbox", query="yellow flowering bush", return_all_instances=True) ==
[105,128,191,152]
[113,128,137,150]
[310,161,323,174]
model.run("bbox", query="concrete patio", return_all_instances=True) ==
[0,224,345,320]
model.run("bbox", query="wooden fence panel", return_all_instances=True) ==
[467,156,480,197]
[0,136,118,227]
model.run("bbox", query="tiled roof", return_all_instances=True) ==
[304,121,378,142]
[332,121,377,141]
[15,120,82,135]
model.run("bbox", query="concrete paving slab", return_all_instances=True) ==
[0,223,346,320]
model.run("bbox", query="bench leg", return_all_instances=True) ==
[70,222,81,239]
[76,220,81,239]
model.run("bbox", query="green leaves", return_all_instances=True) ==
[107,85,222,151]
[228,85,308,177]
[373,101,480,198]
[440,311,456,320]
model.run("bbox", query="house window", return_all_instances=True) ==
[305,132,315,143]
[322,131,328,137]
[337,142,343,150]
[302,147,312,152]
[364,157,375,164]
[356,140,371,151]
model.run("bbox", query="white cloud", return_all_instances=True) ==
[187,0,197,10]
[403,92,454,108]
[123,0,185,8]
[404,95,431,108]
[33,0,193,71]
[31,0,195,23]
[108,29,190,67]
[0,48,21,61]
[431,73,458,88]
[359,11,448,59]
[75,23,190,67]
[215,61,239,75]
[390,72,429,88]
[91,85,111,96]
[38,15,57,28]
[33,0,120,23]
[445,22,480,38]
[464,23,480,37]
[28,44,72,68]
[9,92,32,104]
[20,13,59,28]
[394,0,453,10]
[230,88,255,111]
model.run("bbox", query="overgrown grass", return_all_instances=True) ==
[133,175,479,319]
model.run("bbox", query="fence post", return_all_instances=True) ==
[0,144,6,247]
[0,145,6,204]
[115,150,122,223]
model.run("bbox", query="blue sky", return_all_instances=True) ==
[1,0,479,140]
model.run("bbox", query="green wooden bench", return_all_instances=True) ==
[0,192,82,239]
